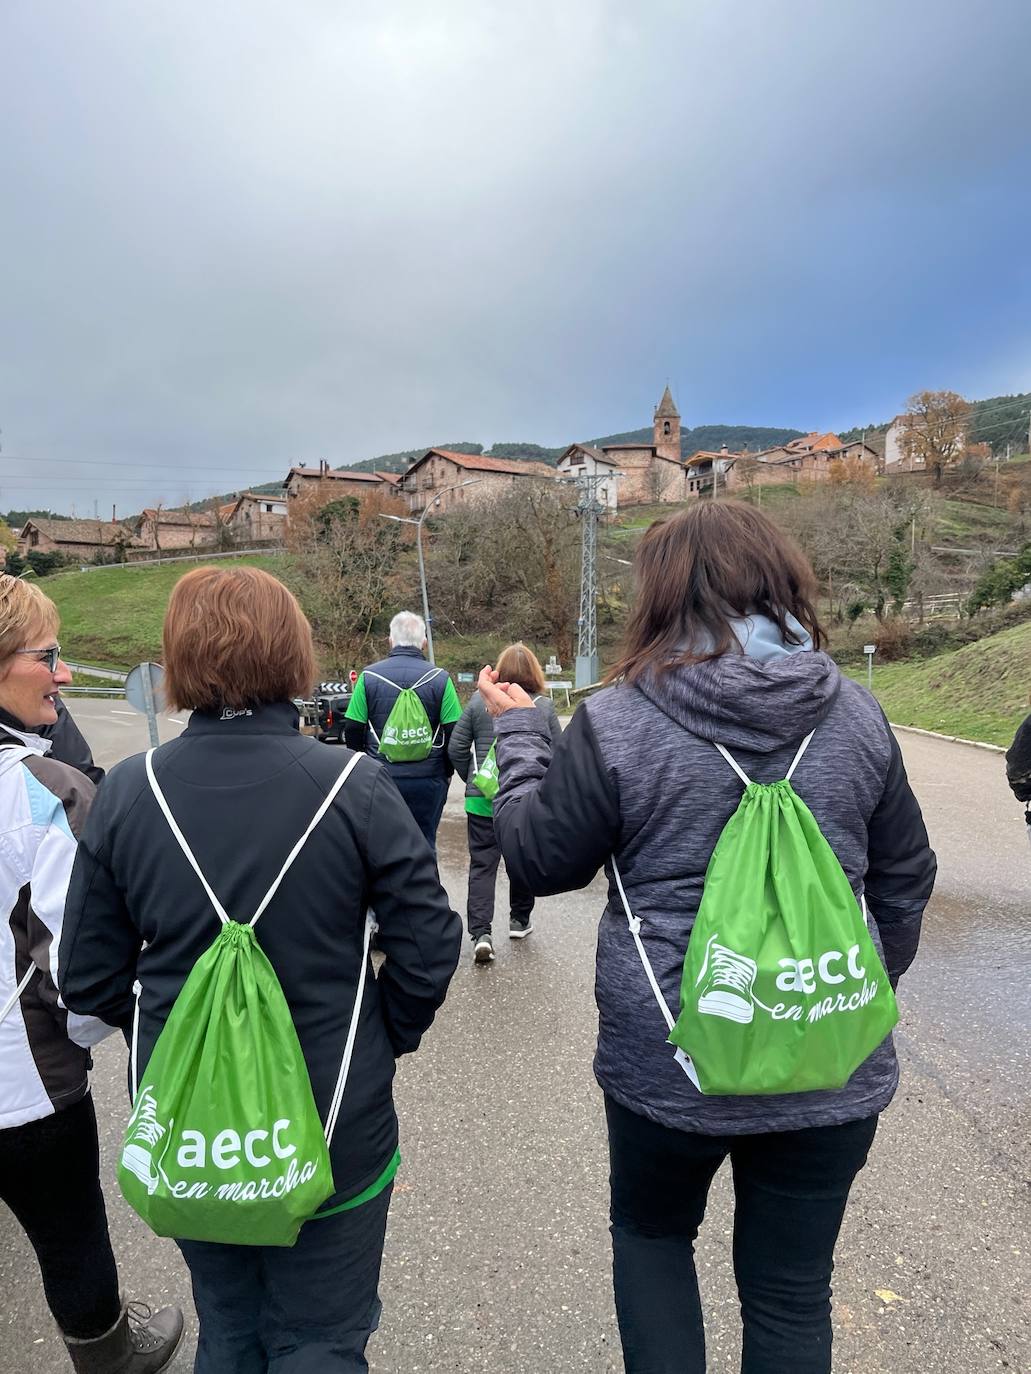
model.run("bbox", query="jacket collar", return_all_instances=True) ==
[388,646,427,661]
[183,700,302,736]
[0,716,52,754]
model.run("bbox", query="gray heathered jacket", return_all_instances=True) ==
[492,651,936,1135]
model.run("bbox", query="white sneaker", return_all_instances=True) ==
[473,935,495,964]
[120,1087,168,1195]
[695,937,757,1024]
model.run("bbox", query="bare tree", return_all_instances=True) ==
[284,486,408,672]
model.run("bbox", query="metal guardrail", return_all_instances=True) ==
[66,662,128,682]
[74,548,285,573]
[61,686,125,697]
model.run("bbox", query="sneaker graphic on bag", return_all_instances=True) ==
[120,1087,169,1196]
[695,935,758,1024]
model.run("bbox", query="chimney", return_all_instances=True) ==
[112,504,117,522]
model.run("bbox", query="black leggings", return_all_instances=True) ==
[0,1095,121,1339]
[606,1095,878,1374]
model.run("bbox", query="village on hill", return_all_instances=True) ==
[11,385,1017,567]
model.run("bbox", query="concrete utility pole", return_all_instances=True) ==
[574,473,607,689]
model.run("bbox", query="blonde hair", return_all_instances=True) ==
[0,575,59,664]
[496,642,546,695]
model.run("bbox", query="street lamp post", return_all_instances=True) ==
[380,478,483,664]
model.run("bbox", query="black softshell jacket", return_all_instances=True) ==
[60,702,462,1205]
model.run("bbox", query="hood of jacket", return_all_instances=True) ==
[635,649,842,755]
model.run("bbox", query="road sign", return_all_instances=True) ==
[863,644,876,691]
[124,662,167,748]
[457,672,475,683]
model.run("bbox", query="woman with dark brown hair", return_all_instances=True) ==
[478,502,936,1373]
[448,642,561,963]
[60,566,461,1373]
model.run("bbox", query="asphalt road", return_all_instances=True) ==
[1,701,1028,1373]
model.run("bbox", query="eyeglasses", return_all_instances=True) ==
[15,644,61,673]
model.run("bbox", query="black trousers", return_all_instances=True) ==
[0,1094,121,1340]
[605,1095,878,1374]
[465,812,534,938]
[178,1183,392,1372]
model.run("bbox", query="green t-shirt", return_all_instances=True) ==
[345,672,462,727]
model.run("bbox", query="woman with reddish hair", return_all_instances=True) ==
[61,565,461,1372]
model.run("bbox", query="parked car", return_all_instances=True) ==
[314,678,354,743]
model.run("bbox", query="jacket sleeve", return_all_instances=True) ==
[863,729,937,983]
[20,761,116,1047]
[362,768,461,1056]
[343,719,367,753]
[1005,714,1031,803]
[448,702,476,782]
[493,704,620,894]
[59,783,144,1034]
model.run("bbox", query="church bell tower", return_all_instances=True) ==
[654,385,681,461]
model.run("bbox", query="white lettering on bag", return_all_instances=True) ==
[776,944,866,994]
[212,1129,242,1170]
[272,1120,296,1160]
[244,1130,271,1168]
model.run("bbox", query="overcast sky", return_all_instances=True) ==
[1,0,1029,516]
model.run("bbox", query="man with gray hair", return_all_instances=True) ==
[345,612,462,854]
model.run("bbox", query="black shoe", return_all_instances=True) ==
[509,918,534,940]
[65,1301,185,1373]
[473,934,495,964]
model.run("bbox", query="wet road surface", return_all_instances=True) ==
[1,708,1028,1372]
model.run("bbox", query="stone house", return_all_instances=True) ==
[725,433,880,492]
[132,508,220,551]
[223,492,288,543]
[398,450,557,514]
[17,518,143,562]
[282,463,390,506]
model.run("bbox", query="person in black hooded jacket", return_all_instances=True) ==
[479,502,936,1374]
[60,566,462,1374]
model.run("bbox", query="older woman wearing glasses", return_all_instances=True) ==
[0,575,183,1372]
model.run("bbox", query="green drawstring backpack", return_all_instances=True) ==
[472,742,500,801]
[117,750,374,1247]
[366,669,443,763]
[470,696,543,804]
[612,729,898,1096]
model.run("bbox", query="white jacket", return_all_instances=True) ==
[0,727,112,1130]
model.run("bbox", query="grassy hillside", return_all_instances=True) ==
[46,555,285,669]
[845,620,1031,746]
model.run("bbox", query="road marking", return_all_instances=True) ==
[110,710,137,717]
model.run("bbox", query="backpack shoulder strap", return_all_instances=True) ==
[785,730,815,782]
[713,728,817,787]
[248,753,363,927]
[611,856,700,1091]
[363,671,402,693]
[146,750,231,925]
[410,667,445,692]
[713,742,752,787]
[145,750,364,929]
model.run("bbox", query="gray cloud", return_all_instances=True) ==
[1,0,1028,513]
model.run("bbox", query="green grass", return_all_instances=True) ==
[844,619,1031,746]
[44,554,285,667]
